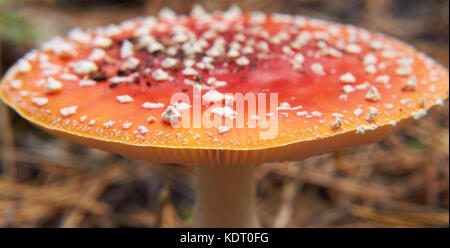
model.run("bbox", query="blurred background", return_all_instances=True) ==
[0,0,448,227]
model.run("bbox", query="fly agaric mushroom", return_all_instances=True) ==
[1,6,448,227]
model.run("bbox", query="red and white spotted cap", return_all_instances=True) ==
[1,6,448,166]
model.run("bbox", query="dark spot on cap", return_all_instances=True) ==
[152,50,163,56]
[175,50,186,60]
[195,75,204,84]
[90,72,108,81]
[117,69,129,76]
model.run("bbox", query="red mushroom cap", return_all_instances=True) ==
[1,8,448,166]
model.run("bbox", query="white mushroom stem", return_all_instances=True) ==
[194,164,260,227]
